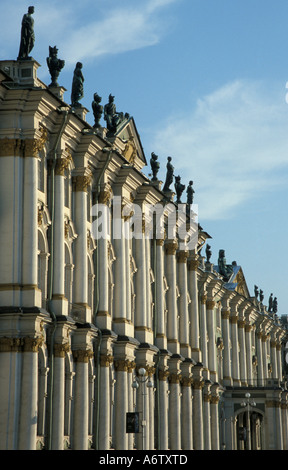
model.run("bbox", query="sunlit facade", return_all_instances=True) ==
[0,57,287,451]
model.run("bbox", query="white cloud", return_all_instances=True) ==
[150,80,288,220]
[0,0,180,66]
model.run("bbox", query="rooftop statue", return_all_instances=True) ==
[186,180,195,205]
[46,46,65,87]
[206,244,212,262]
[273,297,278,314]
[259,290,264,303]
[268,293,273,312]
[92,93,103,129]
[174,175,185,203]
[104,94,129,135]
[218,249,233,280]
[71,62,84,108]
[163,156,174,192]
[150,152,160,181]
[18,6,35,60]
[254,285,259,300]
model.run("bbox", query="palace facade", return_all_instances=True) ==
[0,55,287,451]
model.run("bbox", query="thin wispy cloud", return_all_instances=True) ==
[0,0,181,66]
[150,80,288,220]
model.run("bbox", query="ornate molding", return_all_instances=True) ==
[158,369,170,381]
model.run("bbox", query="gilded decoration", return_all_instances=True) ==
[165,240,178,255]
[188,259,199,271]
[158,369,170,381]
[100,354,114,368]
[0,138,24,157]
[74,174,92,192]
[168,372,182,384]
[177,250,188,263]
[206,300,215,310]
[123,137,137,164]
[72,348,94,363]
[54,342,70,358]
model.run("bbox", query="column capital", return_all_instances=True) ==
[165,240,178,255]
[206,300,216,310]
[73,174,92,192]
[54,342,70,358]
[72,348,94,363]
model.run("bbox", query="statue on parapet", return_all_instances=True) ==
[104,94,129,135]
[46,46,65,87]
[174,175,185,203]
[218,249,233,280]
[186,180,195,206]
[268,293,273,312]
[273,297,278,314]
[163,156,174,192]
[206,244,212,263]
[92,93,103,128]
[254,285,259,300]
[18,6,35,60]
[150,152,160,181]
[259,290,264,303]
[71,62,84,108]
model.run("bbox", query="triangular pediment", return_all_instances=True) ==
[115,116,147,171]
[225,265,250,298]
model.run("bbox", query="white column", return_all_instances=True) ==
[210,385,220,450]
[181,361,193,450]
[200,294,209,378]
[94,189,111,329]
[22,145,39,307]
[51,346,66,450]
[0,141,23,305]
[73,174,91,322]
[98,355,112,450]
[262,334,269,380]
[230,311,241,386]
[134,235,146,339]
[114,361,128,450]
[188,257,201,363]
[203,383,211,450]
[158,366,169,449]
[256,331,264,385]
[270,339,278,379]
[238,318,247,385]
[222,309,232,385]
[73,349,91,450]
[177,250,190,357]
[155,240,166,349]
[168,372,181,449]
[18,338,40,450]
[206,299,217,383]
[192,366,204,450]
[165,241,179,354]
[245,324,254,385]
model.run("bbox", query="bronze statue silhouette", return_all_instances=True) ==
[18,6,35,60]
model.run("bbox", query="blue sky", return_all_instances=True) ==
[1,0,288,315]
